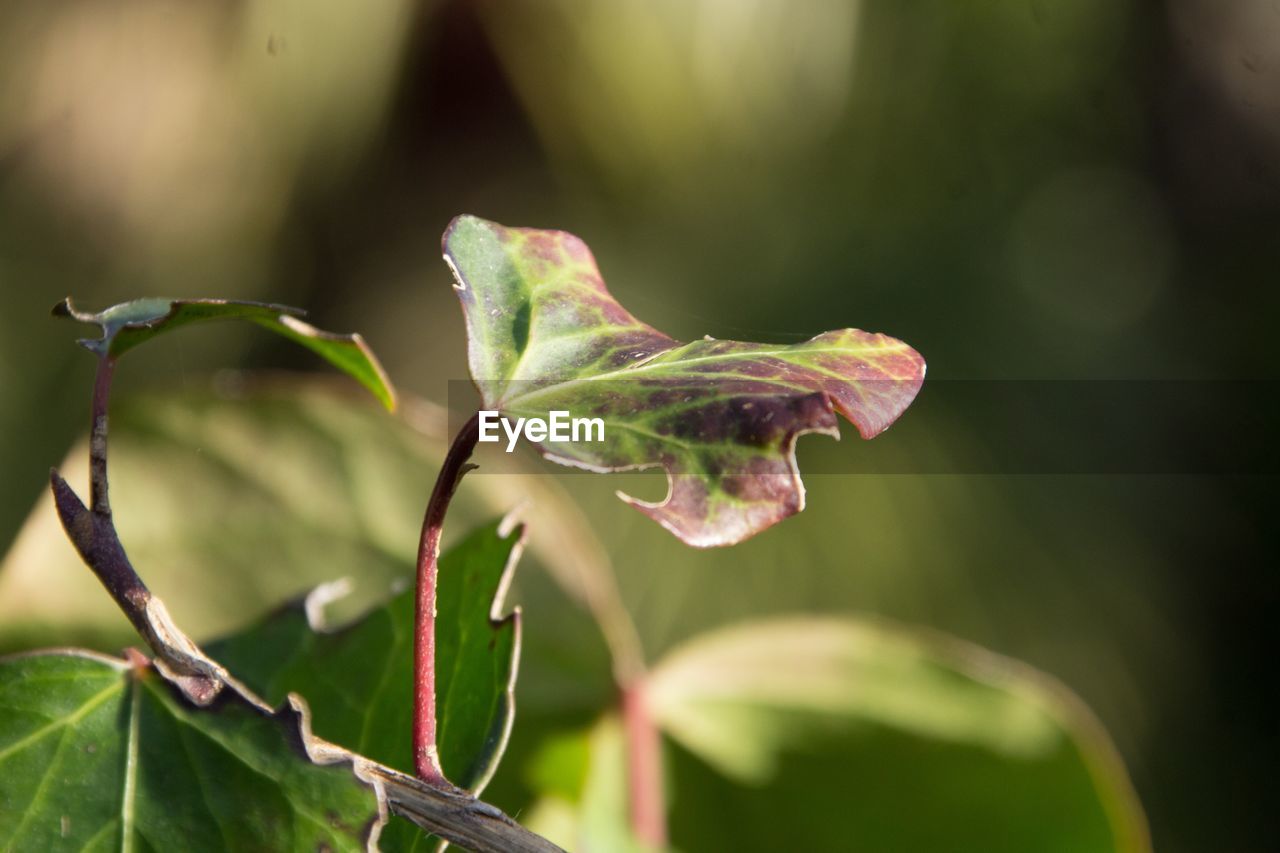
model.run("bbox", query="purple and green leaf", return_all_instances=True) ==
[444,215,925,547]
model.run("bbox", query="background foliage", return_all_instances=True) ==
[1,1,1275,850]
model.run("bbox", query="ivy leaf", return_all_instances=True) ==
[5,496,553,851]
[518,618,1148,852]
[208,519,523,794]
[641,617,1150,852]
[443,215,925,546]
[53,297,396,410]
[207,520,524,851]
[0,650,381,852]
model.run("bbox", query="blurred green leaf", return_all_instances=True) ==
[518,617,1150,852]
[0,650,380,851]
[207,519,522,794]
[521,717,653,853]
[642,617,1150,853]
[53,297,396,410]
[445,215,924,547]
[0,380,615,655]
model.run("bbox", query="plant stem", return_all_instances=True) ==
[413,411,482,784]
[56,355,154,632]
[376,765,566,853]
[622,681,668,847]
[90,355,116,515]
[52,355,229,705]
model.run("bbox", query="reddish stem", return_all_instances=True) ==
[413,411,482,784]
[622,681,668,847]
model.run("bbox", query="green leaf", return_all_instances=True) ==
[520,718,654,853]
[0,381,612,655]
[443,215,925,546]
[207,519,522,793]
[0,650,380,851]
[641,617,1151,852]
[53,297,396,410]
[515,618,1148,852]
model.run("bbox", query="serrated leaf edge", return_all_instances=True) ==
[283,516,526,798]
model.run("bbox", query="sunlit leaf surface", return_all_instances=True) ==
[444,215,925,546]
[0,651,380,852]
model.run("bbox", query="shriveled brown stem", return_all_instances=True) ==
[51,470,151,639]
[50,350,200,686]
[52,355,246,704]
[89,356,114,514]
[373,766,566,853]
[53,360,150,637]
[52,357,148,637]
[413,411,482,783]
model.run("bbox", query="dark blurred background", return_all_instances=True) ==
[1,1,1276,850]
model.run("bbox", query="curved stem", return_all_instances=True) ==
[52,354,224,705]
[67,355,153,631]
[413,411,482,783]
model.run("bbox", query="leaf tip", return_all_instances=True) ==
[345,329,399,413]
[442,213,493,253]
[442,214,503,290]
[272,315,399,412]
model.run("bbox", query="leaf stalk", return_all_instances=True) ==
[413,411,482,784]
[53,354,155,641]
[622,681,668,847]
